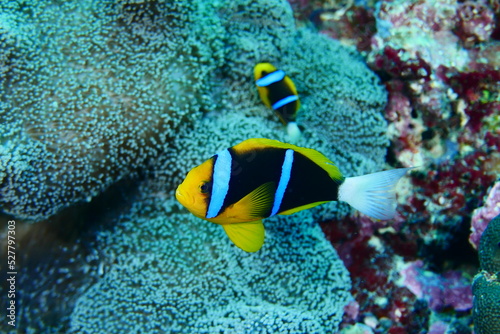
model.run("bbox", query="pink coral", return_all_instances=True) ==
[470,181,500,249]
[428,321,449,334]
[454,1,496,48]
[399,260,473,311]
[383,81,425,161]
[343,299,360,322]
[322,215,427,332]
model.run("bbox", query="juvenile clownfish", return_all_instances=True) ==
[176,138,411,253]
[254,63,301,141]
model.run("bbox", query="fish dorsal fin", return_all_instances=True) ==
[234,138,343,181]
[220,181,275,222]
[222,221,265,252]
[283,76,299,98]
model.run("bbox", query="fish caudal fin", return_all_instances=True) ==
[286,122,301,143]
[338,168,412,220]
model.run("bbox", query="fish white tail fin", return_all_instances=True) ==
[338,168,412,220]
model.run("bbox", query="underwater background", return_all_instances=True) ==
[0,0,499,333]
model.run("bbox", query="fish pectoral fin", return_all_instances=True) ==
[222,221,265,252]
[224,182,275,221]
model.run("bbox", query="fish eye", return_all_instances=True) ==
[199,181,211,194]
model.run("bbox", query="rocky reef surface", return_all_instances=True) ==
[0,0,392,333]
[288,0,499,332]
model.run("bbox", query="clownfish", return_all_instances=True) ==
[254,63,301,141]
[176,138,411,252]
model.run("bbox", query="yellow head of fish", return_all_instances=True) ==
[175,158,214,221]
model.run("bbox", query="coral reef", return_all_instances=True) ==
[454,1,496,48]
[477,214,500,273]
[472,214,500,334]
[437,64,500,133]
[399,260,472,311]
[472,272,500,334]
[295,0,499,332]
[322,215,432,333]
[9,0,498,330]
[1,0,391,332]
[470,181,500,249]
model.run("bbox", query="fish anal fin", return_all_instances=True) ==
[278,201,329,215]
[222,221,265,252]
[220,182,275,223]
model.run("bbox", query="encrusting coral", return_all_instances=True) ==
[471,181,500,249]
[478,214,500,274]
[473,214,500,334]
[1,0,391,332]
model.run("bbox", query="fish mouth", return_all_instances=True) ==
[175,188,184,202]
[175,186,192,207]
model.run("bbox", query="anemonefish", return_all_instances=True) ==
[176,138,411,253]
[254,63,301,141]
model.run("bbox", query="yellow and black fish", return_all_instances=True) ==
[254,63,301,140]
[176,138,410,252]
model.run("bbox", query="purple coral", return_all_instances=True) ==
[371,46,432,81]
[470,182,500,249]
[454,1,496,48]
[399,260,473,312]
